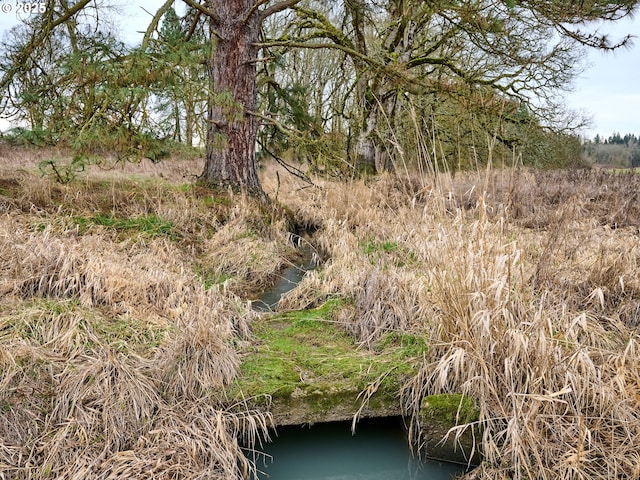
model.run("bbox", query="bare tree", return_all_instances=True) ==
[267,1,637,174]
[2,0,638,190]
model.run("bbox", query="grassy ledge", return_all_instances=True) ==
[231,299,427,425]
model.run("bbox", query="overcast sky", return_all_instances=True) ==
[1,2,638,139]
[564,14,640,139]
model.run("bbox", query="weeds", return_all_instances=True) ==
[262,163,640,480]
[0,158,278,480]
[72,213,176,238]
[3,147,640,480]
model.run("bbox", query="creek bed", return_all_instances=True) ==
[252,237,316,312]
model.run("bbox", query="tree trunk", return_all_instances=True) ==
[354,104,378,175]
[185,97,194,148]
[200,0,263,194]
[354,92,395,175]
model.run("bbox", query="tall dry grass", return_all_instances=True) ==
[3,145,640,479]
[262,163,640,480]
[0,157,286,479]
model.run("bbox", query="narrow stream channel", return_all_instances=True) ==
[252,235,317,312]
[249,240,469,479]
[255,418,467,480]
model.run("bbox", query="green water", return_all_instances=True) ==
[255,418,467,480]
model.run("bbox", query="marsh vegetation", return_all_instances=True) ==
[1,147,640,479]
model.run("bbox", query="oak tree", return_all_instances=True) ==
[2,1,639,190]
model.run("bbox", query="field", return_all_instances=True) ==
[1,146,640,479]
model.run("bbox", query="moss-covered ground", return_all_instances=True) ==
[232,299,428,422]
[421,394,479,425]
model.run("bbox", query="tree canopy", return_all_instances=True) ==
[0,0,638,190]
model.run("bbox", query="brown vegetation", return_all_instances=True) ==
[2,146,640,479]
[0,151,286,479]
[265,166,640,480]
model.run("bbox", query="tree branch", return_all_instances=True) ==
[246,109,297,136]
[259,140,318,188]
[257,39,371,67]
[141,0,176,49]
[0,0,93,93]
[182,0,222,29]
[259,0,302,22]
[244,0,270,23]
[185,10,202,42]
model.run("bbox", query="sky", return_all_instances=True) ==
[0,1,638,139]
[564,14,640,139]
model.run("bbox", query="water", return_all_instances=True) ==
[254,418,467,480]
[252,240,317,312]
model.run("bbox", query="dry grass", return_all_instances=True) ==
[3,146,640,479]
[0,154,281,480]
[262,163,640,480]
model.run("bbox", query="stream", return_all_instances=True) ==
[252,234,317,312]
[255,417,467,480]
[250,239,468,479]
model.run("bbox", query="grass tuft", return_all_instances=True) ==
[0,157,277,479]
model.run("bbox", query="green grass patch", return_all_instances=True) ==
[421,393,479,425]
[362,239,399,256]
[360,238,418,267]
[203,195,231,207]
[605,167,640,175]
[73,214,175,238]
[233,299,425,411]
[376,331,428,357]
[195,265,232,290]
[0,299,169,355]
[91,315,169,353]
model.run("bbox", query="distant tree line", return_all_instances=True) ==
[584,133,640,168]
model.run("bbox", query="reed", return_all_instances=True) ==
[2,147,640,479]
[0,158,276,479]
[262,162,640,480]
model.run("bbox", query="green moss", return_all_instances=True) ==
[72,214,175,239]
[362,239,399,255]
[194,265,232,290]
[421,394,479,425]
[377,331,428,358]
[359,238,420,267]
[232,299,424,413]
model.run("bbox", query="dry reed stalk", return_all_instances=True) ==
[400,200,640,480]
[0,302,94,359]
[49,347,161,448]
[5,146,640,479]
[0,343,57,477]
[116,401,272,480]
